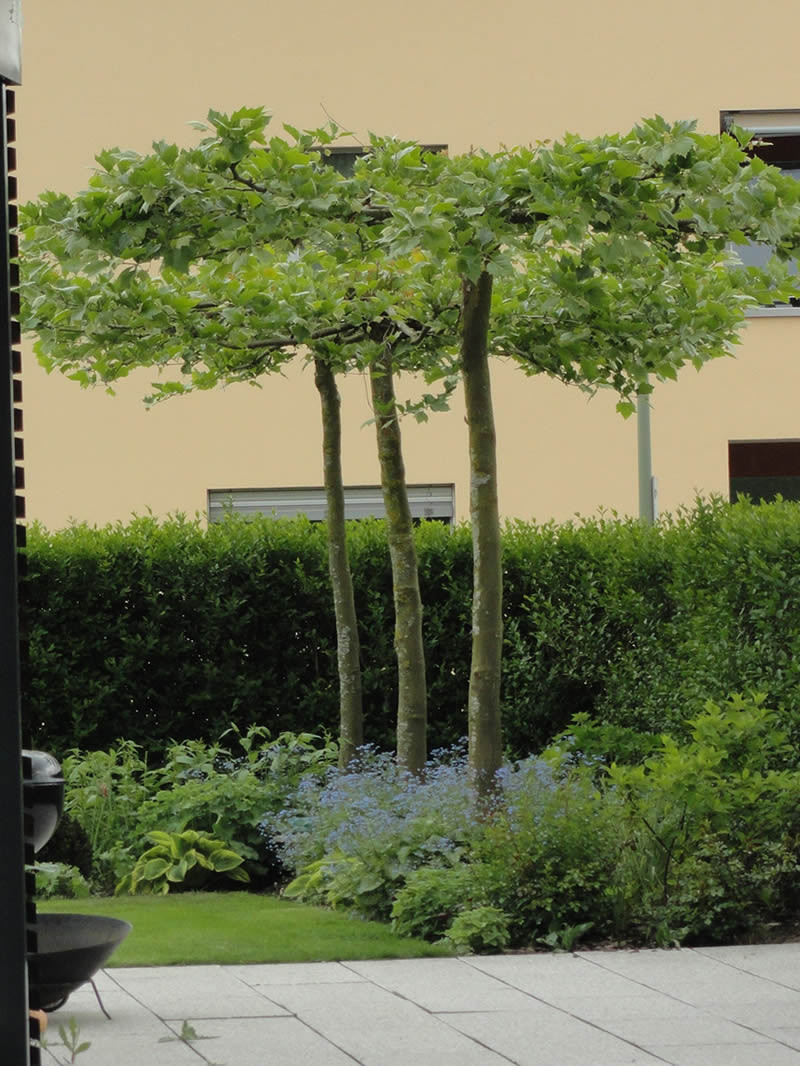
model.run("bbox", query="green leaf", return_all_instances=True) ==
[141,857,171,879]
[611,158,641,179]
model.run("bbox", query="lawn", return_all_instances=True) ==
[37,892,452,966]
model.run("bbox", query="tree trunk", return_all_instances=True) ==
[461,271,503,793]
[314,357,363,768]
[369,347,427,774]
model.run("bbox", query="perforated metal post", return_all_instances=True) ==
[0,78,32,1063]
[1,7,34,1057]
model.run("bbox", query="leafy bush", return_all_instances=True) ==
[57,741,151,892]
[609,693,800,943]
[37,814,94,881]
[277,746,480,920]
[542,712,662,770]
[116,829,249,894]
[275,746,626,944]
[60,727,337,892]
[443,906,511,954]
[468,757,627,946]
[31,861,91,900]
[390,865,478,941]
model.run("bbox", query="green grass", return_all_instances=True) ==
[37,893,452,967]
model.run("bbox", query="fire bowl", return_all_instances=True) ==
[30,913,132,1011]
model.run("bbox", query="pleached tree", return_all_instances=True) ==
[20,109,800,792]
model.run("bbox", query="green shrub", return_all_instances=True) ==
[277,747,479,920]
[609,693,800,943]
[22,498,800,760]
[542,713,662,770]
[61,727,338,892]
[116,830,249,895]
[469,758,627,947]
[443,906,511,954]
[390,865,478,941]
[31,861,91,900]
[37,813,94,881]
[57,741,151,892]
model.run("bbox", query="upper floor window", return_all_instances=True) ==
[722,110,800,178]
[318,144,448,177]
[721,109,800,313]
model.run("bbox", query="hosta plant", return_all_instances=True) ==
[115,830,249,895]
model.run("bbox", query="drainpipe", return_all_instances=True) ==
[637,385,657,524]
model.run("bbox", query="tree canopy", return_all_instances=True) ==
[19,108,800,784]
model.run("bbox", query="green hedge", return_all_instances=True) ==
[21,497,800,757]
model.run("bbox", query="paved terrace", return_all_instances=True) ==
[40,944,800,1065]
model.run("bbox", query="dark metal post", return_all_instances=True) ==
[1,5,30,1058]
[0,79,30,1062]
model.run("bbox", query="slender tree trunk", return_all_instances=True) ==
[314,357,363,768]
[369,347,427,774]
[461,271,503,793]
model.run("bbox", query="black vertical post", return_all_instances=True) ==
[0,81,30,1063]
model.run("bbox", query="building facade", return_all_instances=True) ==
[14,0,800,528]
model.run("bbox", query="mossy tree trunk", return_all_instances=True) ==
[314,356,363,768]
[369,347,427,774]
[461,271,503,793]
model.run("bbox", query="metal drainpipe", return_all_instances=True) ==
[637,385,657,524]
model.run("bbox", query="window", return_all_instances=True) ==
[729,439,800,503]
[318,144,448,177]
[722,110,800,179]
[721,109,800,313]
[208,483,455,525]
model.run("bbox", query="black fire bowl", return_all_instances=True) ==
[30,913,132,1012]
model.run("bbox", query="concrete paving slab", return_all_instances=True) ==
[344,957,535,1012]
[441,1008,664,1065]
[41,984,198,1066]
[36,945,800,1065]
[186,1016,361,1065]
[578,948,800,1007]
[696,944,800,990]
[110,964,291,1019]
[226,961,366,986]
[699,1000,800,1030]
[265,979,513,1065]
[763,1030,800,1052]
[599,1012,770,1047]
[465,952,658,1000]
[645,1043,800,1065]
[542,993,701,1023]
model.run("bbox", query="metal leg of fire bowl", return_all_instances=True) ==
[90,979,112,1021]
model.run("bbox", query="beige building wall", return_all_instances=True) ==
[13,0,800,527]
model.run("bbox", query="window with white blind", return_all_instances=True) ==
[208,484,455,525]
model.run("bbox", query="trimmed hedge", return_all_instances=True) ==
[21,497,800,757]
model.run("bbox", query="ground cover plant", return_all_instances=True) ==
[36,894,451,965]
